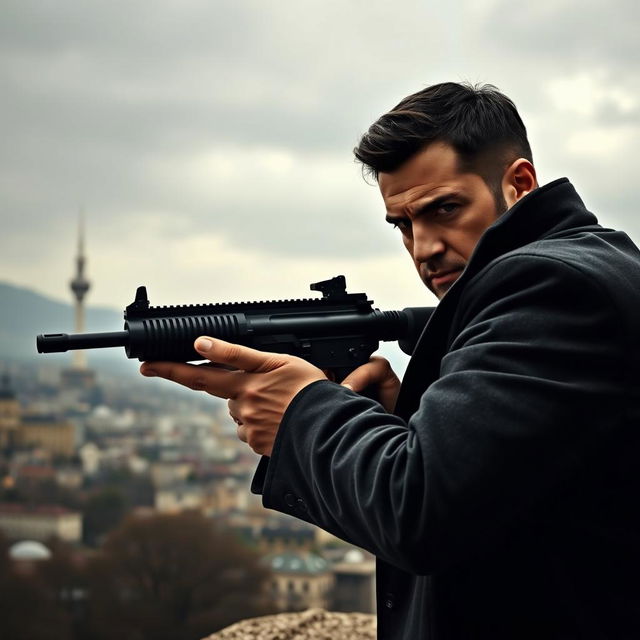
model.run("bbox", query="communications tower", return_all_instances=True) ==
[61,213,98,406]
[69,213,90,370]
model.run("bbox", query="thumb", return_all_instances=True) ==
[340,357,401,412]
[340,364,378,393]
[194,336,286,373]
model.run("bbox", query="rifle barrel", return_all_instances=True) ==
[36,331,129,354]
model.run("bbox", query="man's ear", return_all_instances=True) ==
[502,159,537,209]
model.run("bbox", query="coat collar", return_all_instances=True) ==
[393,178,599,418]
[461,178,598,284]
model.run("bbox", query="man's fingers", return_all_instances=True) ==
[140,361,193,382]
[340,357,401,412]
[140,360,243,399]
[195,337,286,373]
[201,361,238,372]
[236,423,247,443]
[341,357,392,393]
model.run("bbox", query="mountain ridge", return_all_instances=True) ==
[0,280,124,365]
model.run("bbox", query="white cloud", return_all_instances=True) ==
[1,0,639,321]
[565,125,637,159]
[546,71,637,119]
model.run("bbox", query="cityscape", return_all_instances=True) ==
[2,3,636,638]
[0,223,376,640]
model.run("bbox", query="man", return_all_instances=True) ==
[141,83,640,638]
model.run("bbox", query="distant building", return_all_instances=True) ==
[79,442,100,475]
[150,461,193,487]
[60,368,97,394]
[55,465,84,490]
[331,549,377,614]
[209,476,247,515]
[155,484,207,513]
[0,373,20,449]
[264,551,334,612]
[253,514,342,553]
[0,374,77,458]
[154,476,248,516]
[0,503,82,543]
[254,514,376,614]
[19,414,76,458]
[16,465,56,488]
[259,521,317,554]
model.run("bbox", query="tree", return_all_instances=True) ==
[0,532,73,640]
[82,487,127,546]
[84,511,275,640]
[37,537,88,633]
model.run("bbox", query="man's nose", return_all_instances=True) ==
[412,227,446,263]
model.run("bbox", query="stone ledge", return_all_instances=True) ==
[204,608,376,639]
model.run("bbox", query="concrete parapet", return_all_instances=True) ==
[204,608,376,639]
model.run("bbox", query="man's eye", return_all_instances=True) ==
[391,220,410,232]
[436,202,459,216]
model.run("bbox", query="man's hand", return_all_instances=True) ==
[340,356,401,412]
[139,337,327,456]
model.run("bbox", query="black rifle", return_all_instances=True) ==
[36,276,433,383]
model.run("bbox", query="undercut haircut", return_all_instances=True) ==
[354,82,533,206]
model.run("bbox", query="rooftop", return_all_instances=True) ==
[264,551,329,575]
[9,540,52,561]
[21,414,66,424]
[0,503,79,517]
[17,466,56,479]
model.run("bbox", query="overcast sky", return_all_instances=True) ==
[2,0,639,323]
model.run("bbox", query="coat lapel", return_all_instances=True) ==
[393,283,461,419]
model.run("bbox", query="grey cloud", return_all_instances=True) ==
[1,0,639,287]
[0,1,257,56]
[592,101,640,127]
[0,0,447,156]
[0,1,443,259]
[476,0,639,67]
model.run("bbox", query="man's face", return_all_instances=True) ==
[379,142,505,299]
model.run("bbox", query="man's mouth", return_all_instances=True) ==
[429,269,462,289]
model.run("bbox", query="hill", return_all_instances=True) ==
[0,281,124,367]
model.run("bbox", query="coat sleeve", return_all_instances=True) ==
[255,254,626,574]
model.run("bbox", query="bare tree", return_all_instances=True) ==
[0,532,73,640]
[84,511,275,640]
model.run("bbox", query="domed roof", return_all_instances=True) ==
[92,405,113,418]
[9,540,52,561]
[343,549,365,563]
[265,551,329,575]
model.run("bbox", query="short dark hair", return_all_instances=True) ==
[353,82,533,191]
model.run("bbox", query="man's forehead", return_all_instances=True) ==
[378,142,463,201]
[378,148,479,216]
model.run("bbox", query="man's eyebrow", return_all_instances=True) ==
[410,192,462,216]
[385,192,462,224]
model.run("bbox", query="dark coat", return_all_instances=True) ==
[253,179,640,638]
